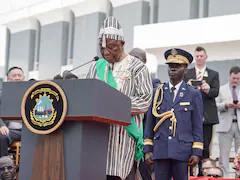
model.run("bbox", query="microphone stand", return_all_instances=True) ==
[69,60,94,72]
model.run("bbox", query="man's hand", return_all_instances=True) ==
[188,155,200,167]
[187,79,193,86]
[145,152,154,165]
[201,80,210,94]
[0,126,9,135]
[226,103,238,109]
[235,102,240,109]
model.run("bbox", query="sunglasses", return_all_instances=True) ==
[207,174,222,178]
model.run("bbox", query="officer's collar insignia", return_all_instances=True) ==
[182,87,186,90]
[171,48,178,57]
[180,92,184,97]
[164,86,168,90]
[21,81,67,135]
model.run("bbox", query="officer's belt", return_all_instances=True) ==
[152,84,177,136]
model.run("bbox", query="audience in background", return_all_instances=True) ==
[233,147,240,178]
[204,167,223,178]
[53,72,78,80]
[129,48,161,89]
[53,74,63,80]
[215,66,240,177]
[0,66,24,162]
[64,73,78,80]
[184,46,220,176]
[202,158,216,175]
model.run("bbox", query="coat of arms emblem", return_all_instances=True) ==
[30,93,57,127]
[21,81,67,135]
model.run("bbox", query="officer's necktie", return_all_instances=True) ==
[232,86,238,117]
[171,86,176,103]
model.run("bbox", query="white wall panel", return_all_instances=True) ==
[111,0,149,7]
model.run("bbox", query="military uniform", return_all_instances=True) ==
[144,48,203,180]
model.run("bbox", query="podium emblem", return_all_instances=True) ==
[21,81,67,134]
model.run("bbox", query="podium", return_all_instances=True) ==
[0,79,131,180]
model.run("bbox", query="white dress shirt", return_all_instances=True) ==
[169,81,183,101]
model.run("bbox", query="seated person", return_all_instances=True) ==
[0,67,24,158]
[53,74,63,79]
[203,167,223,178]
[202,158,216,175]
[0,156,17,179]
[64,73,78,80]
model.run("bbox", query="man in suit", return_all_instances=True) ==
[144,48,203,180]
[129,48,161,89]
[0,67,24,158]
[184,47,219,164]
[215,66,240,177]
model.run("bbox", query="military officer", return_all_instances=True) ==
[144,48,203,180]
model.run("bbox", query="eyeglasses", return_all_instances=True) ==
[207,174,222,178]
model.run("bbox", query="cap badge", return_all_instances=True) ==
[171,49,178,57]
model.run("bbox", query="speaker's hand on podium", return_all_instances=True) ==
[0,126,9,135]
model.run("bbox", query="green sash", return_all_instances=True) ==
[96,59,144,161]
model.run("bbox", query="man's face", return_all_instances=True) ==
[203,167,222,177]
[229,72,240,87]
[7,68,24,82]
[99,39,124,63]
[195,50,207,66]
[168,63,187,81]
[202,161,214,175]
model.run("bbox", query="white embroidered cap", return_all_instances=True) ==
[98,16,124,48]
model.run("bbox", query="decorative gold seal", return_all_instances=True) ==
[171,49,178,56]
[21,81,67,135]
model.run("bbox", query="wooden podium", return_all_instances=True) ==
[0,79,131,180]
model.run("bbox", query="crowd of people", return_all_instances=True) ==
[0,16,239,180]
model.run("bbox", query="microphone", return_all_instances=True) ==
[62,56,99,78]
[69,56,99,72]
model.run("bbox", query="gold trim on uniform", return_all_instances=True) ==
[167,55,189,64]
[152,84,177,136]
[192,142,204,150]
[144,139,153,146]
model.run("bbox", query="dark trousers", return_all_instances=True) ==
[125,161,152,180]
[196,124,213,176]
[107,161,153,180]
[154,159,189,180]
[139,161,152,180]
[203,124,213,158]
[0,129,21,158]
[106,163,136,180]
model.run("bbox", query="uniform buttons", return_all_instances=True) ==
[168,136,172,140]
[171,108,174,111]
[169,126,172,130]
[184,108,188,111]
[157,107,160,110]
[154,137,156,140]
